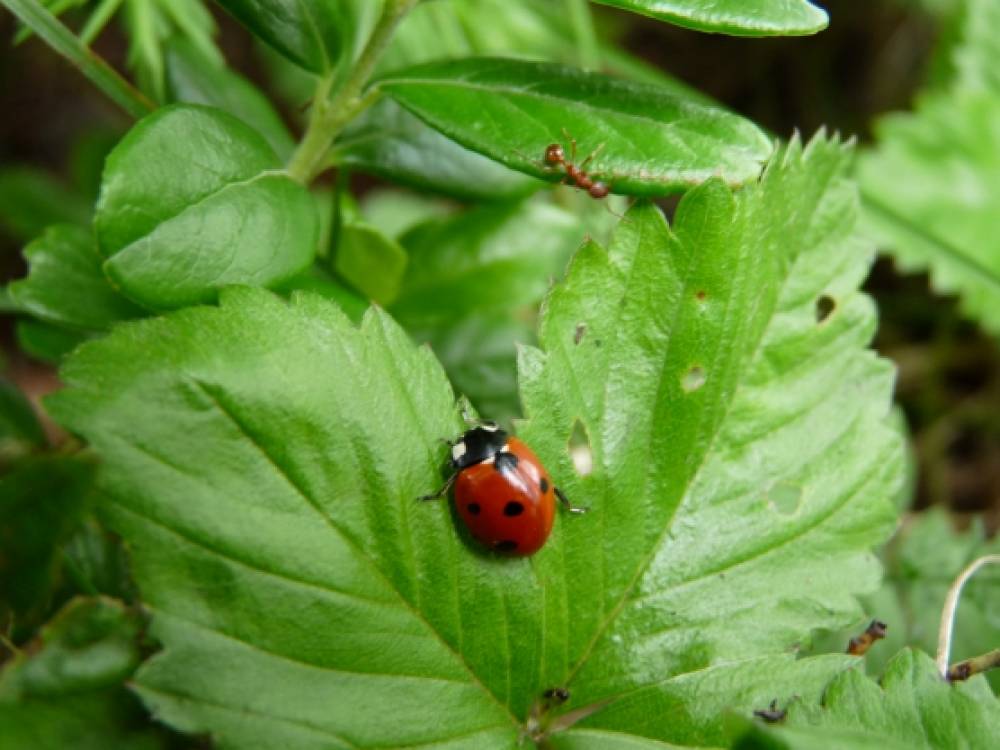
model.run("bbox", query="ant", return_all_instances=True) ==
[541,132,610,199]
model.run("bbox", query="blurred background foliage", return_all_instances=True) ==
[0,0,998,725]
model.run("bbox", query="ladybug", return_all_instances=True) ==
[421,422,585,556]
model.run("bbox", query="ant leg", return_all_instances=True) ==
[555,486,588,514]
[419,472,457,501]
[561,127,578,163]
[579,143,606,171]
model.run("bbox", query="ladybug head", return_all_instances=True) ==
[450,422,508,469]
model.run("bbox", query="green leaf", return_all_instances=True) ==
[0,167,90,243]
[15,319,88,364]
[379,0,576,73]
[858,91,1000,335]
[0,378,46,455]
[0,455,96,637]
[165,36,295,160]
[737,649,1000,750]
[95,104,318,310]
[0,597,165,750]
[589,0,827,36]
[857,0,1000,335]
[515,136,901,742]
[48,133,902,747]
[391,200,584,421]
[954,0,1000,94]
[331,222,408,305]
[274,265,368,322]
[379,57,773,195]
[333,98,539,200]
[392,201,580,323]
[10,225,144,332]
[213,0,380,74]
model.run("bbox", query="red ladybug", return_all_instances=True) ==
[421,422,586,556]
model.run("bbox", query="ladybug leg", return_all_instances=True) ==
[555,486,588,514]
[419,472,456,502]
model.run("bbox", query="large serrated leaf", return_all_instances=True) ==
[379,57,772,195]
[48,134,901,748]
[515,135,901,743]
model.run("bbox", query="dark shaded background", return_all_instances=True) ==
[2,0,997,532]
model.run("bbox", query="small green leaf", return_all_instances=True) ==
[165,36,295,160]
[95,104,318,310]
[392,200,583,421]
[333,98,538,200]
[392,201,580,322]
[738,649,1000,750]
[0,597,165,750]
[0,378,46,454]
[213,0,380,73]
[15,320,89,364]
[10,225,144,332]
[379,57,773,194]
[332,222,408,305]
[0,167,90,243]
[274,265,368,322]
[1,598,139,697]
[590,0,827,36]
[0,455,96,637]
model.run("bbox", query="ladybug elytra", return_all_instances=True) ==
[421,422,585,556]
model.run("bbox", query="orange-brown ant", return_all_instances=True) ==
[542,133,610,199]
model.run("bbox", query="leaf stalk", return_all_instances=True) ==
[286,0,418,184]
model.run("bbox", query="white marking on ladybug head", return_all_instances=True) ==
[451,441,467,462]
[481,421,500,432]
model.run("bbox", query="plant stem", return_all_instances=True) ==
[947,649,1000,682]
[935,554,1000,677]
[1,0,153,119]
[287,0,418,184]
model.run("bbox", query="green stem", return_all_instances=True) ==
[1,0,153,119]
[287,0,418,184]
[566,0,599,70]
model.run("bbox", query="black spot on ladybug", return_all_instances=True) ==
[494,451,518,474]
[467,502,481,515]
[540,477,549,493]
[504,501,525,516]
[495,540,518,552]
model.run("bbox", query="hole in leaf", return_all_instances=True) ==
[768,482,802,515]
[681,366,706,392]
[816,295,835,323]
[568,419,593,477]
